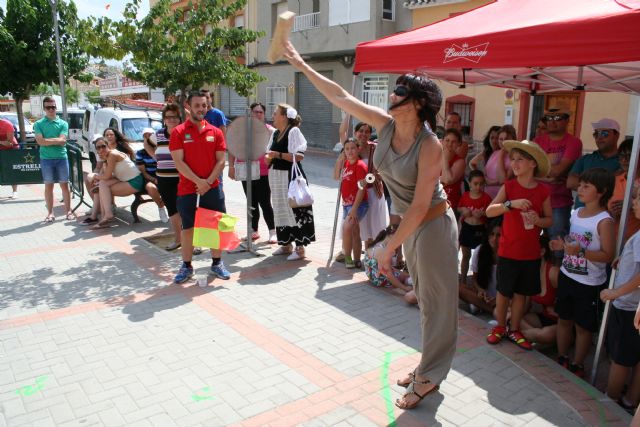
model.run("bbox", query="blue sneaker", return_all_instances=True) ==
[174,264,194,284]
[211,261,230,280]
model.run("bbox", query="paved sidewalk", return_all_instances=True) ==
[0,153,633,426]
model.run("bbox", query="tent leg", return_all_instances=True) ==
[327,73,359,267]
[590,105,640,384]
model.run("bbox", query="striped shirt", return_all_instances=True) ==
[155,127,179,178]
[135,149,157,177]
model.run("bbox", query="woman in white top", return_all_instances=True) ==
[91,136,143,228]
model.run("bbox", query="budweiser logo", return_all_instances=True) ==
[443,42,489,64]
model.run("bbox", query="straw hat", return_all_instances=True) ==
[502,140,550,178]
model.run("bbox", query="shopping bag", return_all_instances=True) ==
[288,158,314,208]
[234,160,260,181]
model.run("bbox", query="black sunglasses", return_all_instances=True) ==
[44,105,57,111]
[393,86,409,97]
[593,130,615,138]
[95,144,108,150]
[544,114,568,122]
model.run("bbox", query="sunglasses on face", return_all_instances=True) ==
[544,114,568,122]
[95,144,108,151]
[593,130,614,138]
[393,86,409,97]
[44,105,57,111]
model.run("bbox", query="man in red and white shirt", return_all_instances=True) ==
[169,90,229,284]
[0,118,19,198]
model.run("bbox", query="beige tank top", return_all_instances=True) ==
[373,119,446,215]
[113,156,140,182]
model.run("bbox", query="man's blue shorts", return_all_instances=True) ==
[177,186,226,230]
[40,158,69,184]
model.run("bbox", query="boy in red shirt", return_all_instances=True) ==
[334,138,368,268]
[486,140,552,350]
[457,170,493,284]
[0,118,19,198]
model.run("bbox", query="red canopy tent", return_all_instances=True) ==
[353,0,640,385]
[354,0,640,95]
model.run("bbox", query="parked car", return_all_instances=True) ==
[81,107,162,169]
[0,113,35,143]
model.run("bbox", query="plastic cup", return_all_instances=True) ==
[197,273,208,288]
[521,211,534,230]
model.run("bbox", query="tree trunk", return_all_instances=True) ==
[15,98,26,144]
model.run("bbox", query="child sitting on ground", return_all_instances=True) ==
[486,139,552,351]
[364,226,417,305]
[600,188,640,414]
[520,233,559,346]
[333,138,368,269]
[457,170,493,285]
[550,168,615,378]
[459,219,501,315]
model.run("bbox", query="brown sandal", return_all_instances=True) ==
[395,378,439,410]
[396,371,414,388]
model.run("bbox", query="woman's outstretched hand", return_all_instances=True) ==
[283,41,305,70]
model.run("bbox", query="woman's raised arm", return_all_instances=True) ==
[283,42,390,131]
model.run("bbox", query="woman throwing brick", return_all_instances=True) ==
[283,42,457,410]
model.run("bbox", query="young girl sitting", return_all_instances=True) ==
[458,219,501,315]
[486,139,552,350]
[550,168,615,378]
[364,226,417,305]
[457,170,493,285]
[333,138,368,268]
[521,233,560,346]
[600,188,640,413]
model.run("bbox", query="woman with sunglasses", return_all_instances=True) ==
[282,42,457,409]
[83,136,143,228]
[154,103,184,250]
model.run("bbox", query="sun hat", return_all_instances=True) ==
[502,139,550,178]
[544,104,570,117]
[591,118,620,133]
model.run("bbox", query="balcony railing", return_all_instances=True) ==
[293,12,320,32]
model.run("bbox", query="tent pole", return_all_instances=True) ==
[590,105,640,384]
[327,73,359,267]
[526,90,535,139]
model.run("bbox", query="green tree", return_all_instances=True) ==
[80,0,264,104]
[32,83,79,104]
[85,87,101,104]
[0,0,89,141]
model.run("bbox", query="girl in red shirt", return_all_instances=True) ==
[334,138,368,268]
[485,140,552,350]
[441,128,466,211]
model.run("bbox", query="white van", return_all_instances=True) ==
[81,107,162,168]
[57,108,84,143]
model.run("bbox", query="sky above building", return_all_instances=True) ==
[0,0,149,20]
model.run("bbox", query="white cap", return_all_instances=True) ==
[142,127,155,136]
[591,118,620,132]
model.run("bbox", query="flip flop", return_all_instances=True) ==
[44,216,55,223]
[79,217,98,226]
[165,242,181,251]
[65,212,77,221]
[92,218,115,229]
[397,371,415,388]
[395,379,439,410]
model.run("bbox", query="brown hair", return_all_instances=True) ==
[162,103,181,122]
[276,103,301,127]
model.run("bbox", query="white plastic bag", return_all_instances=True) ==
[288,158,314,208]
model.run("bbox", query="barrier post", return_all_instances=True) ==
[66,141,91,213]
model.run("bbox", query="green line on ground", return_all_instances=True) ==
[456,347,469,353]
[191,386,215,402]
[380,350,418,427]
[15,376,47,397]
[563,373,607,426]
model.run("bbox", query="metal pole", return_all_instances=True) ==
[590,106,640,384]
[245,108,254,253]
[327,73,359,267]
[50,0,68,121]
